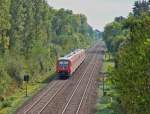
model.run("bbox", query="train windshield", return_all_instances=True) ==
[59,60,69,68]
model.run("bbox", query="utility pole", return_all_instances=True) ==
[26,82,27,97]
[102,73,107,96]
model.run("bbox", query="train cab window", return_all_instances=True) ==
[59,61,69,68]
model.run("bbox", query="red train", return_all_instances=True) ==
[56,49,85,77]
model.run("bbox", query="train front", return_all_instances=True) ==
[56,58,71,77]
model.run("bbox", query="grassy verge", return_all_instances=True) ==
[0,70,56,114]
[95,53,123,114]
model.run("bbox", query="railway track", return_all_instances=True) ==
[40,46,100,114]
[25,81,66,114]
[75,54,102,114]
[16,80,67,114]
[39,52,97,114]
[60,48,99,114]
[16,45,103,114]
[74,62,97,114]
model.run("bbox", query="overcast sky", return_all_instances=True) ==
[47,0,137,31]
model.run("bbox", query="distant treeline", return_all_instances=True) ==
[0,0,101,97]
[103,0,150,114]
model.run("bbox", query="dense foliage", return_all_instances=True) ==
[0,0,101,98]
[103,0,150,114]
[103,16,128,55]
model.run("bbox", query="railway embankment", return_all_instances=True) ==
[95,52,124,114]
[0,71,56,114]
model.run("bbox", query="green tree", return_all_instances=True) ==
[133,0,150,16]
[0,0,11,53]
[0,0,100,105]
[10,0,25,53]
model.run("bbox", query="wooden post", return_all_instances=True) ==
[26,83,27,97]
[103,75,105,96]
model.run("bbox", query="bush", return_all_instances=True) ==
[1,100,11,108]
[5,55,23,85]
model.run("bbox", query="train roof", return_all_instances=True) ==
[58,49,84,61]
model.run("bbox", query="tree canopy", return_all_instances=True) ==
[103,1,150,114]
[0,0,101,99]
